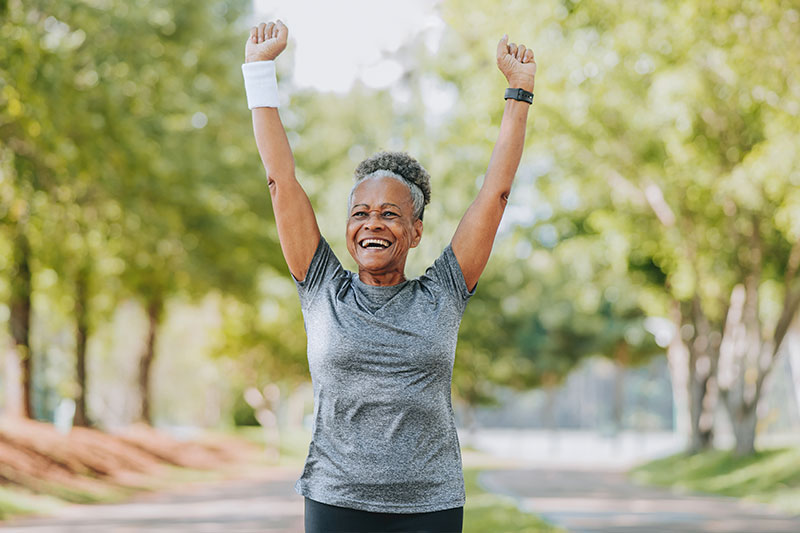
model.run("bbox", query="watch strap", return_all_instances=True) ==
[504,87,534,104]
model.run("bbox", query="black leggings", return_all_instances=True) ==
[304,497,463,533]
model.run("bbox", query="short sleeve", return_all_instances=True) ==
[292,237,344,309]
[422,244,477,311]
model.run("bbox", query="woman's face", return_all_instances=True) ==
[346,177,423,277]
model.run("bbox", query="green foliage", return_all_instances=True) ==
[3,0,799,433]
[430,0,800,449]
[408,0,668,400]
[631,447,800,514]
[1,0,302,420]
[231,391,258,427]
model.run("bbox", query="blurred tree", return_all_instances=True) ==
[373,0,665,423]
[5,0,796,445]
[522,0,800,454]
[92,0,290,424]
[1,0,293,426]
[1,0,67,419]
[428,0,799,458]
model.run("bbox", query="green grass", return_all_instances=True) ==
[463,468,565,533]
[0,486,63,521]
[630,447,800,514]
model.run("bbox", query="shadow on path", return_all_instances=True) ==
[480,468,800,533]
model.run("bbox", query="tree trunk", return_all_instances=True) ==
[73,264,92,427]
[541,373,558,429]
[541,373,559,452]
[683,298,721,453]
[137,295,164,425]
[9,227,34,419]
[688,373,714,452]
[4,341,24,417]
[612,342,629,435]
[716,226,800,457]
[666,301,691,438]
[730,400,758,457]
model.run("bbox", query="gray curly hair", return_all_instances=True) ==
[348,151,432,221]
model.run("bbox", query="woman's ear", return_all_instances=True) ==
[410,219,423,248]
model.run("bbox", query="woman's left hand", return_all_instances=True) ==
[246,20,289,63]
[496,35,536,93]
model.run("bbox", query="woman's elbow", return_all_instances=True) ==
[264,163,295,186]
[483,187,510,208]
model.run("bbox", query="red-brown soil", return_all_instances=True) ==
[0,416,262,503]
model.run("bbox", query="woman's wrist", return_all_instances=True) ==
[242,60,279,109]
[507,76,535,93]
[245,53,277,63]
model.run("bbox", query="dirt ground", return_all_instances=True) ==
[0,416,264,512]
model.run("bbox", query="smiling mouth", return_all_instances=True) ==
[359,238,392,249]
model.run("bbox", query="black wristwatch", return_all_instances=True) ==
[504,87,534,104]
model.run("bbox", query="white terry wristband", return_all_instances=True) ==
[242,61,279,109]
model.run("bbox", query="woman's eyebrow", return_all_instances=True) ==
[351,203,403,211]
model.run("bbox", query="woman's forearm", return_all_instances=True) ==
[252,107,295,184]
[482,99,530,200]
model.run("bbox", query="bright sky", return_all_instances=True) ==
[252,0,444,92]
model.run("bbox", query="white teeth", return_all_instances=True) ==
[360,238,391,248]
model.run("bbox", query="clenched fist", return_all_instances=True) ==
[245,20,288,63]
[496,35,536,93]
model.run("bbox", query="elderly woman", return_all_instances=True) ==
[242,20,536,533]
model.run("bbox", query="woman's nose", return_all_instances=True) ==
[364,213,385,229]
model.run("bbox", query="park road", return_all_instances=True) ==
[4,465,800,532]
[480,468,800,533]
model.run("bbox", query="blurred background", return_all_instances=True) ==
[2,0,800,498]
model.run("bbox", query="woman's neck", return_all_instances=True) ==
[357,269,407,286]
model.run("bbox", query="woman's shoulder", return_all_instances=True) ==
[294,237,354,305]
[417,244,475,304]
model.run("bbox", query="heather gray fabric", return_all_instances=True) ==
[292,237,475,513]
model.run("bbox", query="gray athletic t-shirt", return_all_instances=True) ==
[292,237,475,513]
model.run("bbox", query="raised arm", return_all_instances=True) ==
[245,21,320,281]
[451,35,536,291]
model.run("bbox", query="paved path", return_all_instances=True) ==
[480,468,800,533]
[4,463,800,532]
[0,467,304,533]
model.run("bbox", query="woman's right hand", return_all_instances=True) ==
[496,34,536,93]
[245,20,288,63]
